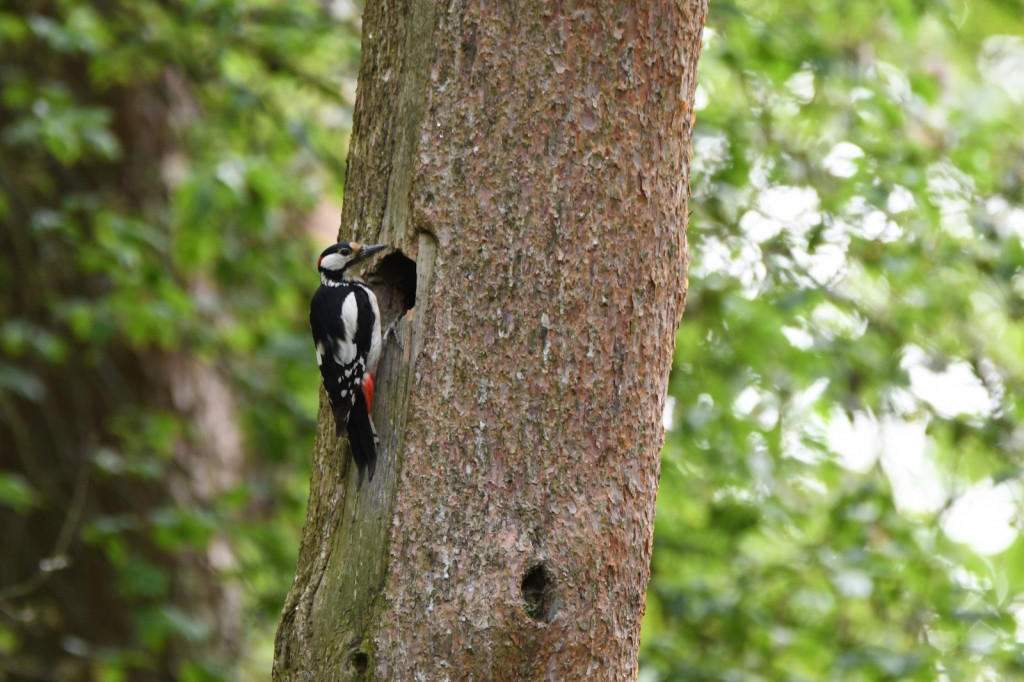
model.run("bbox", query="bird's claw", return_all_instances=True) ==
[383,317,405,353]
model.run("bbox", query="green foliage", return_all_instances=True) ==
[0,472,41,512]
[0,0,359,677]
[642,0,1024,679]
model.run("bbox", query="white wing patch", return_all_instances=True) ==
[315,341,325,367]
[340,292,360,340]
[328,292,362,366]
[333,337,357,365]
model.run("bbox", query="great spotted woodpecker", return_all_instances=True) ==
[310,241,386,485]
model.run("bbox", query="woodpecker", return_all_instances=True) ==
[310,241,386,485]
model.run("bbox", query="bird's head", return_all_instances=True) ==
[317,241,387,285]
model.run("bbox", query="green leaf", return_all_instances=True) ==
[0,473,40,511]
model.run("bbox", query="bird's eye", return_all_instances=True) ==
[340,248,351,256]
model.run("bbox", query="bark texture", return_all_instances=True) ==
[275,0,706,679]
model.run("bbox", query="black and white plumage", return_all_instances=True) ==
[310,241,386,485]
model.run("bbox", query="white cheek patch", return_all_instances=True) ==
[319,253,347,271]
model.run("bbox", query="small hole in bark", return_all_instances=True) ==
[370,251,416,324]
[350,651,368,676]
[521,563,553,622]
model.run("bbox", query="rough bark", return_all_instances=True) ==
[275,0,706,679]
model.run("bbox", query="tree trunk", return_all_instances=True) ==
[274,1,706,679]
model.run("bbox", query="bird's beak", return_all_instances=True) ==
[353,243,388,263]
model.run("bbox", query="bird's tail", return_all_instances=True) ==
[347,387,378,486]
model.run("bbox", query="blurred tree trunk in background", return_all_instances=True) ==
[0,27,241,682]
[274,0,706,679]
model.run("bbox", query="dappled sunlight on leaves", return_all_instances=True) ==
[643,0,1024,678]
